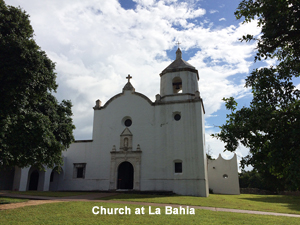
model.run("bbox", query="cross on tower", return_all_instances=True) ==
[126,74,132,82]
[176,41,181,48]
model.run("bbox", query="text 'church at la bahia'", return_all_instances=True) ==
[0,48,240,196]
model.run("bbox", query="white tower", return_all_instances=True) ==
[154,48,208,196]
[159,48,200,102]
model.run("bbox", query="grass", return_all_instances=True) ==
[8,191,95,197]
[0,197,28,205]
[0,201,299,224]
[101,193,300,215]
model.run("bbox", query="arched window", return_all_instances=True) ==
[172,77,182,93]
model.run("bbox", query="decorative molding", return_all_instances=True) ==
[160,68,199,80]
[94,92,154,110]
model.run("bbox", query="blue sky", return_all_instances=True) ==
[6,0,286,169]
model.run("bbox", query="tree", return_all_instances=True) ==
[206,144,214,160]
[239,169,284,192]
[0,1,75,170]
[212,0,300,191]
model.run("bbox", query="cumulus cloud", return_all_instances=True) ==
[6,0,260,149]
[219,17,226,21]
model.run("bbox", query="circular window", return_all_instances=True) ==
[122,116,132,127]
[124,119,132,127]
[174,114,181,121]
[223,174,228,179]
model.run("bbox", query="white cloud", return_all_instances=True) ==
[219,18,226,21]
[6,0,260,145]
[133,0,155,6]
[209,9,218,14]
[265,58,278,67]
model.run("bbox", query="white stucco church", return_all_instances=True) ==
[1,48,240,196]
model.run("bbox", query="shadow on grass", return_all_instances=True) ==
[102,193,300,214]
[0,197,28,204]
[8,191,97,197]
[240,195,300,213]
[101,192,176,200]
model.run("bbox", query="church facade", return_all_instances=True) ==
[2,48,239,196]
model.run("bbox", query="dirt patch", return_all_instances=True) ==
[0,192,118,211]
[0,200,63,210]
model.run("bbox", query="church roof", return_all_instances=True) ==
[160,48,199,79]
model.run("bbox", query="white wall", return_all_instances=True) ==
[208,154,240,195]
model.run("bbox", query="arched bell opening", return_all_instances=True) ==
[172,77,182,93]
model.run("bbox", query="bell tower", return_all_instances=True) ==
[155,47,208,196]
[159,48,200,102]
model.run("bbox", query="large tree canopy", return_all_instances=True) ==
[0,1,75,170]
[213,0,300,191]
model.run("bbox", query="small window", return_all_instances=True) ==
[125,119,132,127]
[77,167,84,178]
[223,174,228,179]
[173,112,181,121]
[73,163,86,179]
[175,162,182,173]
[122,116,132,127]
[174,114,181,121]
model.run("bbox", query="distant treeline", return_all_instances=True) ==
[239,170,298,193]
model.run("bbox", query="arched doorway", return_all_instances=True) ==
[49,167,64,191]
[28,170,39,190]
[117,161,134,189]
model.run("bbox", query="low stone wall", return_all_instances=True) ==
[240,188,300,196]
[240,188,275,195]
[278,191,300,196]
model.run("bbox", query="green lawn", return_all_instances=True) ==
[0,197,28,204]
[8,191,94,197]
[102,193,300,215]
[0,201,299,225]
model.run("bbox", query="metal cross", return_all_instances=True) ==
[176,41,181,48]
[126,74,132,82]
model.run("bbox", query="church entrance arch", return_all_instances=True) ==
[110,129,142,190]
[28,170,39,190]
[117,161,134,189]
